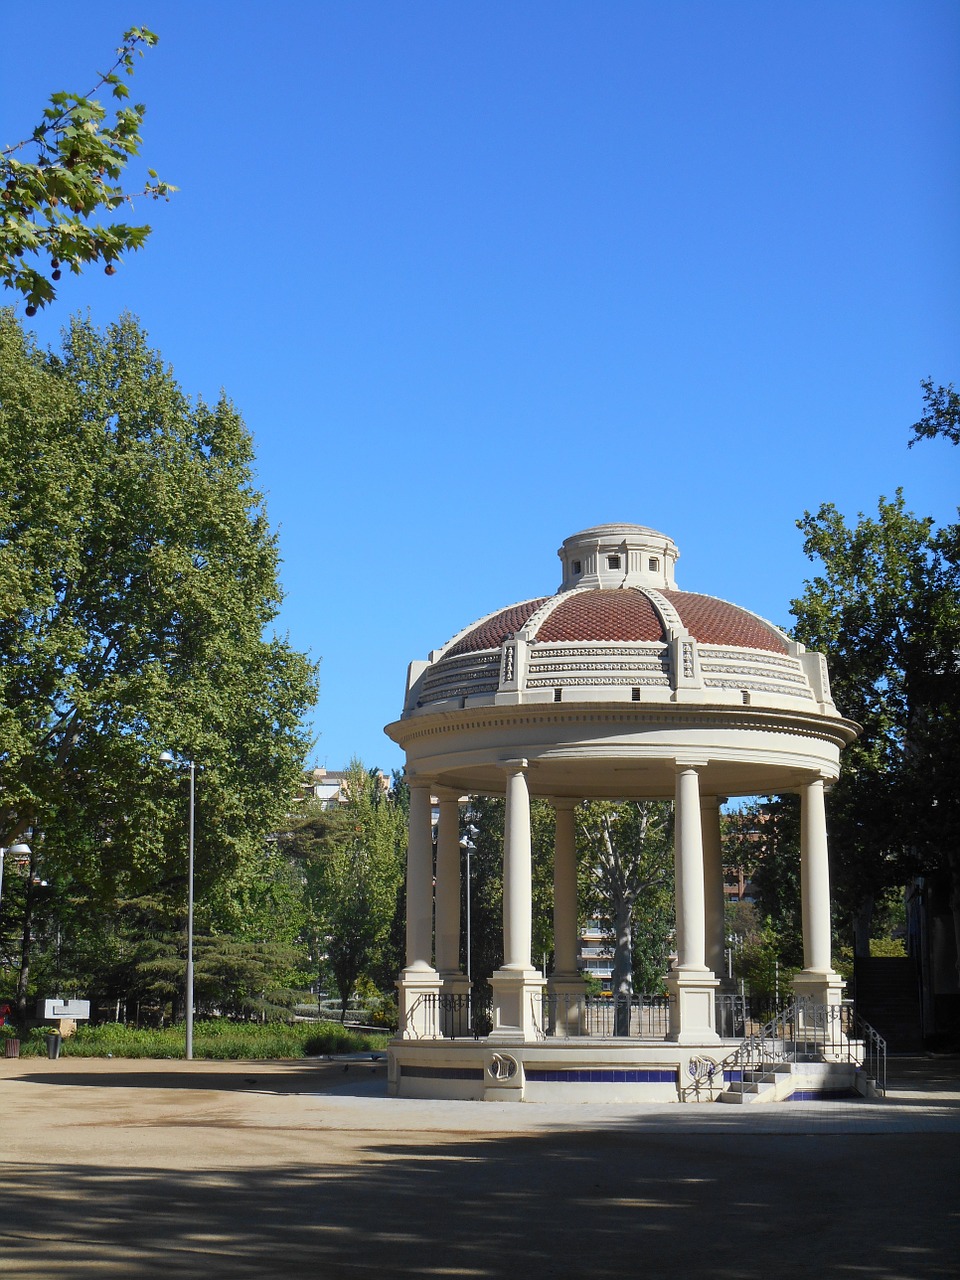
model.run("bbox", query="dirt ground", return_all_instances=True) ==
[3,1053,959,1279]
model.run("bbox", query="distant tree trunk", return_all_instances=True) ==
[611,898,634,1036]
[852,894,875,958]
[15,900,33,1022]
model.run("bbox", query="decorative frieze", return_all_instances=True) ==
[420,652,501,704]
[529,661,668,675]
[527,674,671,688]
[703,648,799,670]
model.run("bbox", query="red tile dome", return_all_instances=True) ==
[446,598,550,656]
[404,525,816,715]
[661,591,788,653]
[535,590,665,643]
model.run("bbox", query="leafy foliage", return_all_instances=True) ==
[459,795,556,995]
[11,1019,387,1059]
[1,28,174,313]
[724,797,804,968]
[733,919,796,1021]
[0,310,318,1014]
[791,481,960,949]
[280,763,405,1016]
[909,379,960,449]
[578,801,675,1014]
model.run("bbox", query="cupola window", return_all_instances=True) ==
[607,555,621,570]
[648,557,659,572]
[572,560,582,575]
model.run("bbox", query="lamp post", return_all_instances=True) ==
[0,841,32,918]
[459,825,479,983]
[160,752,196,1060]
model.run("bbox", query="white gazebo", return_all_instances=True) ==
[385,524,858,1101]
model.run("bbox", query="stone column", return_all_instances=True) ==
[397,778,441,1038]
[666,763,720,1044]
[701,795,727,984]
[435,787,470,1032]
[793,776,844,1010]
[434,789,461,976]
[675,767,707,971]
[548,798,586,1035]
[502,763,533,970]
[490,760,544,1041]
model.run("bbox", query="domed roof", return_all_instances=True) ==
[400,524,837,719]
[448,588,787,653]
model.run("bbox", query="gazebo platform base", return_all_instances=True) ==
[388,1038,744,1103]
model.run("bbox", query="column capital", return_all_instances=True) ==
[500,757,529,773]
[551,796,579,813]
[434,785,463,803]
[674,758,708,773]
[794,771,834,791]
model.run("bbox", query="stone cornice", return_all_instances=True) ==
[385,702,861,752]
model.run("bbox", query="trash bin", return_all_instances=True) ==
[45,1031,62,1060]
[3,1038,20,1058]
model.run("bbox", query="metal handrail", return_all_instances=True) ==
[725,999,887,1095]
[539,992,672,1038]
[401,992,492,1040]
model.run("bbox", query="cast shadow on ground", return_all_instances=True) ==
[14,1059,387,1097]
[5,1121,959,1279]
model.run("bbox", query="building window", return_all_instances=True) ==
[632,687,642,701]
[554,687,563,702]
[607,555,621,570]
[648,557,659,572]
[572,560,582,574]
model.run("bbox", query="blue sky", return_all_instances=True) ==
[4,2,957,775]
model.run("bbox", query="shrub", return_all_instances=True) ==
[13,1019,388,1059]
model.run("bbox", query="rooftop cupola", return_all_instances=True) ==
[558,523,680,592]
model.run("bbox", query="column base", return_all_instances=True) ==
[665,970,721,1044]
[792,971,848,1057]
[546,974,588,1036]
[792,970,846,1007]
[396,967,442,1039]
[489,967,545,1042]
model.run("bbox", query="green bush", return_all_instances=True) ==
[14,1019,388,1059]
[869,937,907,958]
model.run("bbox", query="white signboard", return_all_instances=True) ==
[42,999,90,1020]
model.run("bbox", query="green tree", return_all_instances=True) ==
[285,763,405,1019]
[1,28,173,313]
[459,795,556,1003]
[909,379,960,449]
[577,800,674,1032]
[0,311,318,1016]
[725,797,805,969]
[790,489,960,954]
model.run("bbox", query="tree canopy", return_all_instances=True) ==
[0,310,318,1012]
[1,27,173,314]
[909,379,960,449]
[280,763,405,1017]
[578,800,674,1025]
[790,447,960,951]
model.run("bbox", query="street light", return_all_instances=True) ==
[0,841,32,918]
[160,752,196,1060]
[459,825,479,983]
